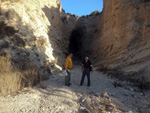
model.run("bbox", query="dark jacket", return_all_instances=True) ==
[82,60,93,71]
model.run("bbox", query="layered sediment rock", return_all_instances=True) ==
[91,0,150,83]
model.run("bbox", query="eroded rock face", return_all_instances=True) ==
[91,0,150,83]
[0,0,77,75]
[0,0,100,76]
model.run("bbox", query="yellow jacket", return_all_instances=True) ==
[65,56,72,70]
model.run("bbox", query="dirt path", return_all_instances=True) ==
[0,66,150,113]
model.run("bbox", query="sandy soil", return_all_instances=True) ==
[0,66,150,113]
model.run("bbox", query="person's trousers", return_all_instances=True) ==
[65,70,71,85]
[80,68,90,86]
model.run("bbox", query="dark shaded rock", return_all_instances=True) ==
[0,40,9,48]
[113,81,123,88]
[12,34,25,47]
[61,16,67,24]
[0,21,18,38]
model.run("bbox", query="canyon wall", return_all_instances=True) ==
[0,0,100,76]
[0,0,77,75]
[91,0,150,83]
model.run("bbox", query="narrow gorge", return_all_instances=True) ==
[0,0,150,112]
[1,0,150,84]
[0,0,101,74]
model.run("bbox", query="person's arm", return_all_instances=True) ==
[90,65,93,72]
[81,60,84,72]
[81,64,84,72]
[90,61,93,72]
[65,58,68,71]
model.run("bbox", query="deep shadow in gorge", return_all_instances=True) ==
[69,28,83,60]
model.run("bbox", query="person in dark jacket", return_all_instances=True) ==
[80,56,93,87]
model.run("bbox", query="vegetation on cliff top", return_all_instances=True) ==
[90,10,101,15]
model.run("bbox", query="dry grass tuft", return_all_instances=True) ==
[0,55,41,96]
[0,55,22,96]
[21,67,41,87]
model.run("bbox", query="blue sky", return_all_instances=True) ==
[59,0,103,17]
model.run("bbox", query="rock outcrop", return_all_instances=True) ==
[91,0,150,84]
[0,0,77,75]
[0,0,100,77]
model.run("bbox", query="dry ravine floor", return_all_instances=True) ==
[0,66,150,113]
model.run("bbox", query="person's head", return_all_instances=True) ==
[85,56,89,61]
[69,53,73,58]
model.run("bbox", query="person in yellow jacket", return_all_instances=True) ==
[65,53,73,86]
